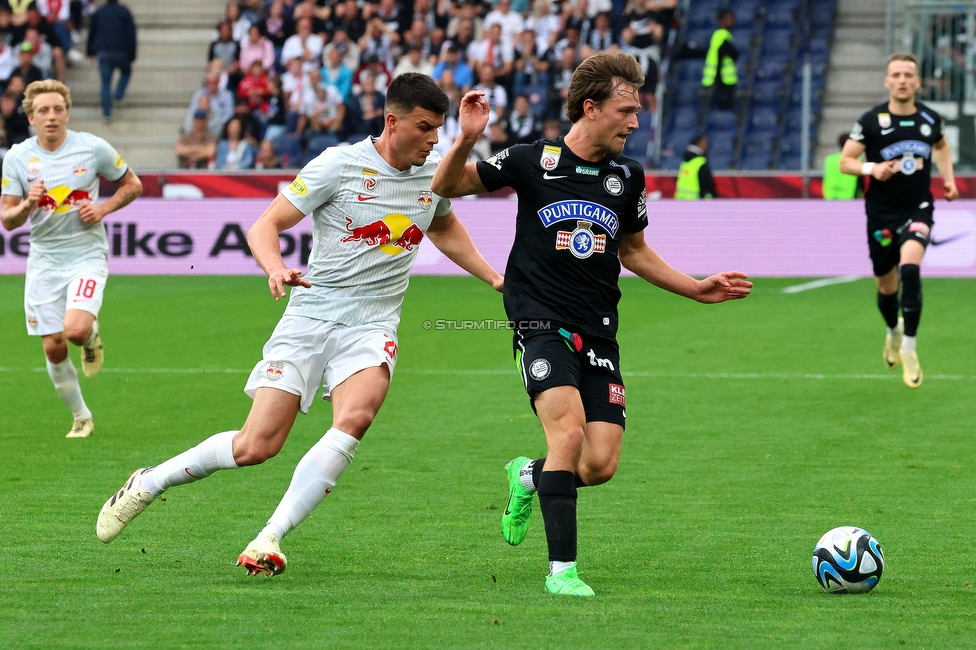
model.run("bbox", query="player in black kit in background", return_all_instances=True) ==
[432,51,752,596]
[840,52,958,389]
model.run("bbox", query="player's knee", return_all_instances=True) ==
[64,327,88,346]
[332,408,377,438]
[578,459,617,486]
[233,427,288,466]
[42,336,68,363]
[900,263,921,288]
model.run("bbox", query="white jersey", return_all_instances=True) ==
[1,130,128,265]
[281,137,451,329]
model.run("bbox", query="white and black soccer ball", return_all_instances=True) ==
[812,526,884,594]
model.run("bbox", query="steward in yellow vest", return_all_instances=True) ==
[675,136,718,200]
[702,10,738,110]
[823,133,863,199]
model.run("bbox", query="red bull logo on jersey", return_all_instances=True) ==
[341,213,424,255]
[35,186,92,214]
[265,361,285,381]
[418,191,432,209]
[73,164,87,176]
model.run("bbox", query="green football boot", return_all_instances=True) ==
[502,457,534,546]
[545,564,595,597]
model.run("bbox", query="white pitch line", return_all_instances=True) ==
[0,367,974,380]
[782,274,863,294]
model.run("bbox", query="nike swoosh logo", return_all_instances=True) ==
[543,172,567,179]
[881,128,895,135]
[357,194,377,201]
[503,494,514,516]
[931,233,968,246]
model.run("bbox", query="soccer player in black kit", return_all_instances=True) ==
[840,52,958,389]
[432,51,752,596]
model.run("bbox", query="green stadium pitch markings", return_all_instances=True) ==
[1,367,975,380]
[782,275,864,293]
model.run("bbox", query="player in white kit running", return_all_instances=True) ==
[1,80,142,439]
[95,73,504,576]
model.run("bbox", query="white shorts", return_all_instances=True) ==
[24,257,108,336]
[244,315,399,414]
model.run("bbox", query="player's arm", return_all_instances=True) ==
[79,168,143,225]
[1,181,46,230]
[247,193,312,301]
[930,136,959,201]
[839,139,898,181]
[425,208,503,291]
[618,231,752,303]
[430,90,490,198]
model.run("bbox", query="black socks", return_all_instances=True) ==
[537,470,578,562]
[900,264,922,337]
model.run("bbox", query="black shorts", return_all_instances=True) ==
[513,327,627,428]
[866,205,933,277]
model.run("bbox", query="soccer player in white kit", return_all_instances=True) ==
[95,73,504,576]
[1,80,143,439]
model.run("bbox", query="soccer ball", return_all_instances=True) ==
[812,526,884,594]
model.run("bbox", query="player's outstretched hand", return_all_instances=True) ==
[77,202,104,225]
[871,160,900,181]
[268,267,311,301]
[25,181,46,209]
[944,179,959,201]
[695,271,752,303]
[458,90,490,138]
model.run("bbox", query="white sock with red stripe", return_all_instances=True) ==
[46,358,91,420]
[141,430,239,498]
[262,428,359,539]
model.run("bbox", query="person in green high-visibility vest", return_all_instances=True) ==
[702,10,738,111]
[675,135,718,199]
[822,133,864,199]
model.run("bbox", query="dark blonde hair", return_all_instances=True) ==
[566,51,644,123]
[886,52,918,71]
[23,79,72,115]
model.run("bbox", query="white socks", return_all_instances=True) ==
[85,320,99,346]
[46,358,91,420]
[263,428,359,540]
[141,430,240,497]
[550,560,575,576]
[901,336,917,353]
[520,460,537,492]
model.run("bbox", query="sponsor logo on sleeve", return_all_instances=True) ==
[485,147,510,170]
[1,177,8,188]
[115,154,125,169]
[878,113,891,128]
[849,122,864,142]
[637,188,647,221]
[920,111,935,125]
[609,159,631,178]
[265,361,285,381]
[289,176,308,195]
[540,145,561,170]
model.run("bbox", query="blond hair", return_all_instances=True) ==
[886,52,918,71]
[23,79,72,116]
[566,51,644,123]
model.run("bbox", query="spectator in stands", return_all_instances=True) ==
[224,1,252,44]
[258,76,288,143]
[587,12,614,52]
[359,16,394,69]
[20,27,53,78]
[210,19,243,92]
[348,70,384,137]
[674,135,717,200]
[562,0,593,45]
[447,3,482,49]
[321,45,352,102]
[237,59,270,102]
[622,0,663,77]
[525,0,559,54]
[0,38,15,85]
[701,9,737,111]
[231,96,263,145]
[506,93,541,145]
[281,16,324,74]
[323,28,361,75]
[0,8,17,52]
[393,44,433,78]
[301,67,345,142]
[448,17,477,63]
[546,45,577,122]
[86,0,136,122]
[436,67,461,116]
[551,24,583,66]
[215,116,256,169]
[5,74,25,102]
[512,27,549,92]
[14,4,64,81]
[261,0,293,70]
[332,0,366,43]
[253,139,280,169]
[469,22,513,84]
[185,74,235,135]
[280,56,308,123]
[402,18,432,61]
[484,0,524,48]
[0,91,30,144]
[822,133,863,200]
[353,53,391,96]
[10,42,44,87]
[433,43,473,93]
[36,0,73,54]
[240,23,275,76]
[175,110,218,169]
[374,0,401,43]
[292,0,330,35]
[473,63,507,120]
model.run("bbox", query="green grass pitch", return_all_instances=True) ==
[2,274,975,648]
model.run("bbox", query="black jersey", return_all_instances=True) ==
[849,101,945,219]
[476,137,648,337]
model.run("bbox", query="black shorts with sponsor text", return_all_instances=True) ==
[513,326,626,428]
[866,204,933,277]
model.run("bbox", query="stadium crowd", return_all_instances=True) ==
[177,0,675,169]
